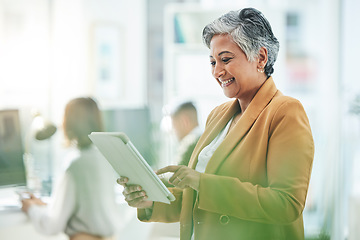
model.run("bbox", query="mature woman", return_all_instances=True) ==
[119,8,314,240]
[21,97,117,240]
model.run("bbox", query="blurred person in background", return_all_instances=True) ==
[170,101,202,167]
[161,101,203,188]
[118,7,314,240]
[148,101,203,239]
[21,97,117,240]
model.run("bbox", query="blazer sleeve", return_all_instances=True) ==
[197,99,314,224]
[138,187,183,223]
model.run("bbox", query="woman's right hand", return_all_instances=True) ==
[117,176,153,209]
[21,193,46,213]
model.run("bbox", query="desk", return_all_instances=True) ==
[349,195,360,240]
[0,208,67,240]
[0,189,179,240]
[0,188,66,240]
[0,206,175,240]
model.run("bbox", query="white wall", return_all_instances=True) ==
[0,0,147,205]
[50,0,147,123]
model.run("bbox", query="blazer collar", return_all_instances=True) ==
[189,77,278,173]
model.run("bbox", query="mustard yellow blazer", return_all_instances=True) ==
[139,77,314,240]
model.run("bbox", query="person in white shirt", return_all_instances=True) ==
[21,97,117,240]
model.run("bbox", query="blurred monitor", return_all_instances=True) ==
[102,107,156,166]
[0,109,27,188]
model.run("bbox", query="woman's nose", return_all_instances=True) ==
[213,64,225,78]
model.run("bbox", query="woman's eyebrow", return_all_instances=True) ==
[210,51,233,58]
[218,51,232,56]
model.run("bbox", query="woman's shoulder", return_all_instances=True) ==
[271,91,304,108]
[269,92,309,119]
[67,147,114,179]
[65,147,99,171]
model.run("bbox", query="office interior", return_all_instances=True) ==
[0,0,359,239]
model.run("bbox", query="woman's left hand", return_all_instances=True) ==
[157,165,200,191]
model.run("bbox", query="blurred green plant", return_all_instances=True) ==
[305,232,331,240]
[350,94,360,115]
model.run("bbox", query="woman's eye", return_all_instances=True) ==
[222,57,232,63]
[210,61,216,66]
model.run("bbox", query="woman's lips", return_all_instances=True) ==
[220,77,235,87]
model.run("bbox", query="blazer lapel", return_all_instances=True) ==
[188,100,239,169]
[203,77,278,174]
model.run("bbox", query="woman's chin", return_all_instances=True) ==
[222,89,236,99]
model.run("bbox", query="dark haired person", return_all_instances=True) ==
[119,8,314,240]
[170,101,202,166]
[21,97,117,240]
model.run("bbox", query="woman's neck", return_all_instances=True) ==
[237,76,268,113]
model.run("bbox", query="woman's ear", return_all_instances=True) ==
[258,47,268,68]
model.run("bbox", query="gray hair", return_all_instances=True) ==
[202,8,279,76]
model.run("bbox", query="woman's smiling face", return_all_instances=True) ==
[209,34,261,100]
